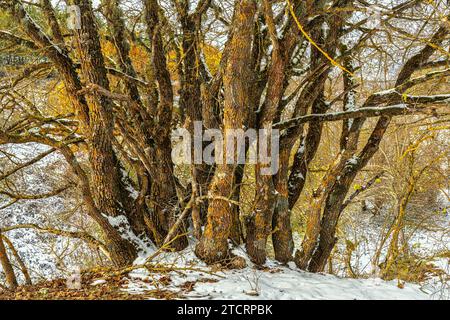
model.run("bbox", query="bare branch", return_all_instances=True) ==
[0,224,107,254]
[273,99,448,130]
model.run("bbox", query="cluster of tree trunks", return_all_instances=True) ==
[0,0,448,282]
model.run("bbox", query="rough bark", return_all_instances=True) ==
[0,231,18,290]
[272,140,294,263]
[6,0,138,266]
[72,0,138,264]
[196,0,257,264]
[273,5,344,264]
[246,0,300,265]
[144,0,188,250]
[1,235,32,285]
[229,164,245,245]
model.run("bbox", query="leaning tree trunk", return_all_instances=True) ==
[308,115,390,272]
[308,177,353,272]
[0,231,18,290]
[102,0,157,240]
[2,235,32,285]
[73,0,138,264]
[10,0,138,266]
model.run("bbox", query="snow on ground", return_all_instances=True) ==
[1,143,448,299]
[120,245,432,300]
[0,143,96,282]
[338,209,450,299]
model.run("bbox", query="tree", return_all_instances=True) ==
[0,230,18,290]
[0,0,448,274]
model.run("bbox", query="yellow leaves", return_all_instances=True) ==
[102,41,116,60]
[401,93,408,102]
[47,81,73,115]
[167,50,180,77]
[375,178,382,184]
[167,44,221,79]
[100,39,149,76]
[353,184,362,191]
[129,44,150,74]
[202,44,221,76]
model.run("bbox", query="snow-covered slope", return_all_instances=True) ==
[0,143,95,282]
[1,143,448,299]
[120,245,432,300]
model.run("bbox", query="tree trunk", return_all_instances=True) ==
[196,0,256,264]
[308,181,349,272]
[195,166,236,263]
[246,167,276,265]
[308,117,390,272]
[73,0,138,265]
[144,0,188,250]
[2,235,32,285]
[381,177,415,279]
[272,144,294,263]
[229,165,245,245]
[0,231,18,290]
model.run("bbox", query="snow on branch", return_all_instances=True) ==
[273,96,448,130]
